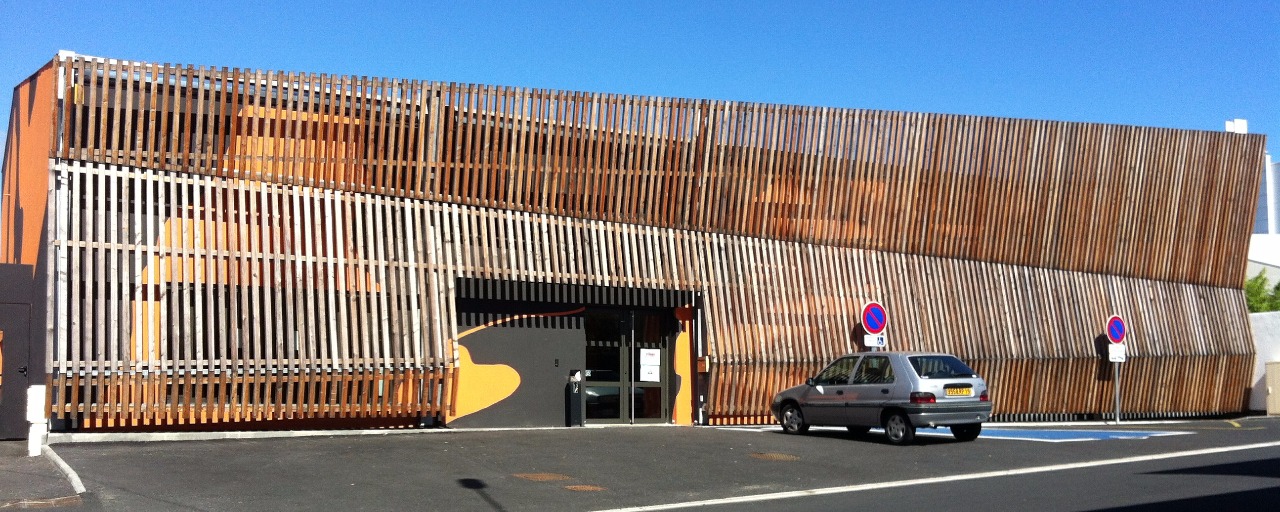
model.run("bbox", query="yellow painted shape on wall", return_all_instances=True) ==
[445,344,521,423]
[446,307,586,423]
[672,307,694,425]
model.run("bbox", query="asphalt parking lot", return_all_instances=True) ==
[3,416,1278,511]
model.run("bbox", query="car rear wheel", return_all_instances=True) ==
[883,412,915,445]
[951,423,982,442]
[780,403,809,434]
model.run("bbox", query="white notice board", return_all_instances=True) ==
[1108,344,1127,363]
[640,348,662,382]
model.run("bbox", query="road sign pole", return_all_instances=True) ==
[1113,362,1121,425]
[1105,315,1126,425]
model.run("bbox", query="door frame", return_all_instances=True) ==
[583,308,673,424]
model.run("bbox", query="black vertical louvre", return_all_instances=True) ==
[456,277,696,309]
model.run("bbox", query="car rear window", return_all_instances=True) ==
[909,355,978,379]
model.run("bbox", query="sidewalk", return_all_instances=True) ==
[0,441,81,508]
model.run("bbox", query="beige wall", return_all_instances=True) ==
[1248,311,1280,411]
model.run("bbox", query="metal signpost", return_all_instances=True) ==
[1106,315,1127,424]
[862,302,887,350]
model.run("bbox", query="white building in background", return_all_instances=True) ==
[1252,151,1278,236]
[1238,118,1280,281]
[1237,118,1280,414]
[1248,153,1279,281]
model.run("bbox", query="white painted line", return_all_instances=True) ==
[717,427,772,433]
[593,440,1280,512]
[46,423,684,444]
[978,431,1192,443]
[41,445,87,494]
[719,425,1196,442]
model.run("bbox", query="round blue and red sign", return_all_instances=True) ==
[1106,315,1126,344]
[862,302,887,335]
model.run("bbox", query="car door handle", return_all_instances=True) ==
[881,389,889,394]
[836,390,844,395]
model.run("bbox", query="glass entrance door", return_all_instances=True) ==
[583,309,670,423]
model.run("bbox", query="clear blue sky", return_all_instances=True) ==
[2,1,1278,160]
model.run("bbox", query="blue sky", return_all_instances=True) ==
[2,1,1278,159]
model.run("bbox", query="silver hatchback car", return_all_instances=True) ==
[770,351,992,445]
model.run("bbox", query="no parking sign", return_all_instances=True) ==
[1106,315,1127,363]
[862,302,886,347]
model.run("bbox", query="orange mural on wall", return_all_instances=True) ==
[446,307,586,422]
[672,306,694,426]
[122,104,374,365]
[125,205,387,364]
[219,106,367,186]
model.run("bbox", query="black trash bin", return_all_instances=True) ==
[565,370,584,426]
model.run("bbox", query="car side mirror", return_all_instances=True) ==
[806,378,816,387]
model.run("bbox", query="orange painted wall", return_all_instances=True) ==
[1,59,56,268]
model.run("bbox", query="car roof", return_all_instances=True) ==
[838,351,959,358]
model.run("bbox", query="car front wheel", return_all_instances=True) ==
[780,403,809,434]
[883,412,915,445]
[952,423,982,442]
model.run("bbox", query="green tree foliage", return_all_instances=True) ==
[1245,270,1280,312]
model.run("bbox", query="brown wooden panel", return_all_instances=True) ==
[49,368,443,426]
[26,54,1263,429]
[50,55,1265,289]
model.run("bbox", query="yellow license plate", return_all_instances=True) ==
[945,388,972,397]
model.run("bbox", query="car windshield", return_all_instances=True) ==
[909,355,978,379]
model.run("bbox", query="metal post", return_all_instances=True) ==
[1113,362,1121,425]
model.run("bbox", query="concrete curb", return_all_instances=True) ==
[41,445,86,494]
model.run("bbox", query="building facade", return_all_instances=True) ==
[0,52,1267,436]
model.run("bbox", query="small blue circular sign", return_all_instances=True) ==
[1106,315,1126,344]
[862,302,887,335]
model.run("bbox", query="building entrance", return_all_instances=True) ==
[0,303,31,439]
[583,309,671,424]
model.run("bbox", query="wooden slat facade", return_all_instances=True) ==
[5,53,1266,427]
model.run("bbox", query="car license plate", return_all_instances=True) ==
[945,388,972,397]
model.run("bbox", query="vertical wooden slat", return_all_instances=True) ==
[38,56,1266,428]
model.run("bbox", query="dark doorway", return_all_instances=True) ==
[0,303,32,439]
[583,309,673,424]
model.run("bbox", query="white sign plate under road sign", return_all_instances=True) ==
[863,334,885,348]
[1108,343,1127,363]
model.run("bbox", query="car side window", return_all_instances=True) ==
[813,356,858,385]
[852,355,894,384]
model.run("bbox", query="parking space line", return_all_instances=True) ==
[718,426,1194,442]
[979,429,1192,442]
[592,440,1280,512]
